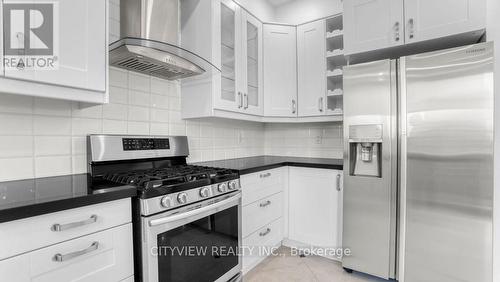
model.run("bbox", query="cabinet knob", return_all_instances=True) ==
[292,99,297,114]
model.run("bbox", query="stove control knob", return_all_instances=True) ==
[199,187,211,198]
[218,183,227,193]
[177,193,188,204]
[228,180,238,190]
[160,196,173,208]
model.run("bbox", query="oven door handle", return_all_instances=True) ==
[148,193,241,227]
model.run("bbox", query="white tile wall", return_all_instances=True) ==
[264,123,343,159]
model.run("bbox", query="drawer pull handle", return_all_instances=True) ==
[260,200,271,207]
[53,241,99,262]
[259,228,271,237]
[260,172,271,178]
[51,215,98,232]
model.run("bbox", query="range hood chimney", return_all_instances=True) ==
[109,0,219,80]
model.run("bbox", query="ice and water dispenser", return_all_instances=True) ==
[348,124,382,178]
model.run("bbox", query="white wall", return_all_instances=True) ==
[234,0,276,22]
[273,0,342,25]
[486,0,500,280]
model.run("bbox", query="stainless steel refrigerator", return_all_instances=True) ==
[342,42,493,282]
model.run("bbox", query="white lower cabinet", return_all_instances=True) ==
[242,218,284,273]
[0,199,134,282]
[287,167,343,260]
[241,168,286,274]
[0,223,133,282]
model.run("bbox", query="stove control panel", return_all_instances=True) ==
[140,179,241,216]
[122,138,170,151]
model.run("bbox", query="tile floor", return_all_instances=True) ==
[244,247,388,282]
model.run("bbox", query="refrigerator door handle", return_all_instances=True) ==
[398,57,408,282]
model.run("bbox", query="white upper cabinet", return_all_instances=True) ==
[218,0,243,112]
[241,12,264,116]
[263,24,297,117]
[404,0,485,43]
[181,0,263,118]
[297,20,326,117]
[344,0,486,55]
[343,0,404,55]
[0,0,108,103]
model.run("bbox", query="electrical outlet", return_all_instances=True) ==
[315,135,322,144]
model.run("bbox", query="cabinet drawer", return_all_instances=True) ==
[0,199,131,260]
[242,218,283,273]
[242,192,283,237]
[0,224,134,282]
[241,167,284,205]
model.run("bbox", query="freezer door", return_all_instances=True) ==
[342,59,398,279]
[400,42,493,282]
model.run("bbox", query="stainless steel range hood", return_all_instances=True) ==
[109,0,219,80]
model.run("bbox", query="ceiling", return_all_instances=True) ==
[266,0,296,7]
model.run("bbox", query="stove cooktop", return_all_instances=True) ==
[102,165,239,199]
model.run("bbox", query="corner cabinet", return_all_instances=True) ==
[181,0,263,118]
[0,0,108,103]
[263,24,297,117]
[343,0,485,55]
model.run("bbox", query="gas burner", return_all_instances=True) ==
[102,165,239,198]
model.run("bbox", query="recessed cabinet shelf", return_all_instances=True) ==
[325,15,345,116]
[327,29,343,38]
[327,69,343,77]
[327,89,343,96]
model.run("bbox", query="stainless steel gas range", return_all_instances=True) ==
[87,135,242,282]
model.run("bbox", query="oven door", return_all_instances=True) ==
[142,191,242,282]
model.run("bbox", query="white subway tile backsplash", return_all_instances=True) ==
[128,106,150,122]
[34,98,72,116]
[128,73,151,92]
[71,103,103,119]
[0,94,33,114]
[72,118,102,136]
[150,94,169,109]
[102,103,128,120]
[34,116,71,136]
[129,90,151,107]
[0,114,33,135]
[128,121,150,135]
[102,119,128,134]
[34,136,71,156]
[151,78,171,95]
[150,108,170,123]
[72,155,87,174]
[0,136,33,158]
[35,156,72,177]
[109,86,128,104]
[71,137,86,155]
[109,68,128,87]
[0,158,34,180]
[150,123,169,135]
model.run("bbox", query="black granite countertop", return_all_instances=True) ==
[194,156,343,175]
[0,174,137,223]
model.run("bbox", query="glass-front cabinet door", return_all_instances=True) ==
[217,0,242,112]
[241,12,263,115]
